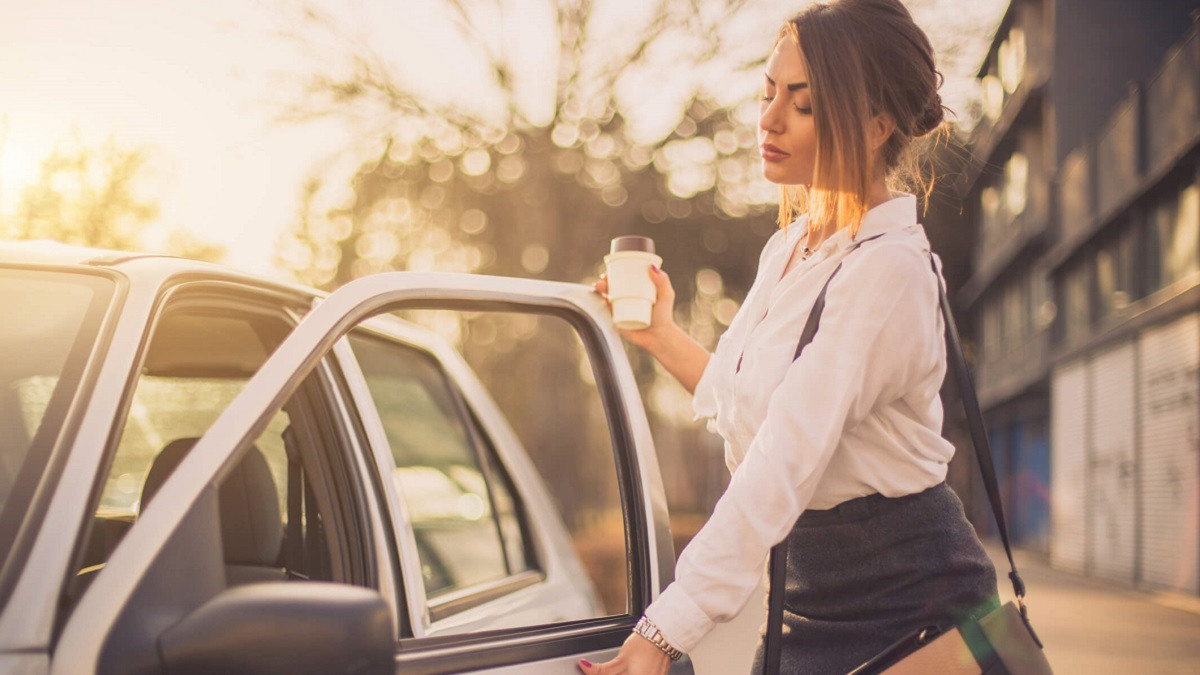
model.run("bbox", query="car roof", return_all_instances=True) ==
[0,239,316,292]
[0,239,165,266]
[0,239,461,355]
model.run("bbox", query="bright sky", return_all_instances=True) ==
[0,0,1006,278]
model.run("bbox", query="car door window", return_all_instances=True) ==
[352,307,632,637]
[448,310,629,618]
[69,298,370,609]
[349,334,533,602]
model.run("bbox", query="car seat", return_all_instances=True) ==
[142,438,285,585]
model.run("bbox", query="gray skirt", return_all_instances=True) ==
[750,483,999,674]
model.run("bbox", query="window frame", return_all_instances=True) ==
[59,281,379,619]
[0,264,124,614]
[326,294,657,666]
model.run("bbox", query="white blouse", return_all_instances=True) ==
[643,194,956,653]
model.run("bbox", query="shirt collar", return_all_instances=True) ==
[793,192,919,255]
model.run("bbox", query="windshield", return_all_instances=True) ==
[0,268,115,569]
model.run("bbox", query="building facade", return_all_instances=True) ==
[959,0,1200,594]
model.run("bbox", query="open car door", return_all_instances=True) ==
[55,272,690,675]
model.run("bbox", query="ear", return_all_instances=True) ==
[868,113,896,151]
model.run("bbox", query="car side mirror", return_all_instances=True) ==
[158,582,393,675]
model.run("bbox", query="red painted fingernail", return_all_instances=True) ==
[651,265,660,273]
[579,659,593,667]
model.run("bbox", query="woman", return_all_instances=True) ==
[582,1,999,673]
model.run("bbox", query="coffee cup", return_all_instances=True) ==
[603,236,662,330]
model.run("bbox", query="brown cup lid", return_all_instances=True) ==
[610,235,655,254]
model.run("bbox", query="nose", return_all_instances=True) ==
[759,97,785,137]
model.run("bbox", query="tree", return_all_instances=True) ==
[10,134,158,250]
[2,132,225,261]
[276,0,778,290]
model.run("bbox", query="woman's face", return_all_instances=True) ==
[759,38,816,186]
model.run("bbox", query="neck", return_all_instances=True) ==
[865,176,892,210]
[804,177,893,249]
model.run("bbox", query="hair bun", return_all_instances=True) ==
[916,94,945,136]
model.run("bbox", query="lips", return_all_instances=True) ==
[760,143,790,162]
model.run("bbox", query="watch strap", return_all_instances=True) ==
[634,616,683,661]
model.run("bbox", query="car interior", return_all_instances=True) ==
[141,438,286,585]
[64,300,348,610]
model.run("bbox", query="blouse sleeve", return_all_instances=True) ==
[645,241,940,652]
[691,352,721,421]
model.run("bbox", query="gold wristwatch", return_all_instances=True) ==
[633,616,683,662]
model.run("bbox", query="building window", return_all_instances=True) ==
[983,74,1005,121]
[998,28,1027,94]
[981,184,1002,243]
[978,152,1029,244]
[1032,269,1055,331]
[1147,182,1200,292]
[1060,261,1092,346]
[980,26,1026,122]
[1094,225,1136,321]
[1003,280,1027,349]
[1005,153,1029,218]
[982,298,1002,364]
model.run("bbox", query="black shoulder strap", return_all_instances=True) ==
[762,244,1027,674]
[763,233,882,674]
[929,254,1027,607]
[789,233,886,361]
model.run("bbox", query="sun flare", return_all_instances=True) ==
[0,121,43,216]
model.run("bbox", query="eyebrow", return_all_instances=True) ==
[764,74,809,91]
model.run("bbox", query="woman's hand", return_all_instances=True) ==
[577,633,673,675]
[593,265,677,353]
[594,264,710,394]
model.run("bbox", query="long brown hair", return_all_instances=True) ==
[775,0,946,233]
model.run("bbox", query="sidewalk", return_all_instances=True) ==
[688,542,1200,674]
[983,540,1200,674]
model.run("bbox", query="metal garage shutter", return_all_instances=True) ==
[1088,342,1137,582]
[1138,313,1200,593]
[1051,361,1089,573]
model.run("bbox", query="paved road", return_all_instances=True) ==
[686,540,1200,674]
[993,543,1200,675]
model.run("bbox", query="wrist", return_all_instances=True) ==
[640,321,687,358]
[633,616,683,662]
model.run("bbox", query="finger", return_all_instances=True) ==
[648,265,672,294]
[593,277,609,294]
[577,658,603,674]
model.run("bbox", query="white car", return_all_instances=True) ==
[0,241,691,674]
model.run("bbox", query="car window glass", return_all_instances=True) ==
[383,309,629,629]
[0,269,113,584]
[349,334,527,599]
[98,377,290,518]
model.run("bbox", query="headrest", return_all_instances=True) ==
[142,438,282,566]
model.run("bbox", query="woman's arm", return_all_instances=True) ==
[595,266,711,394]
